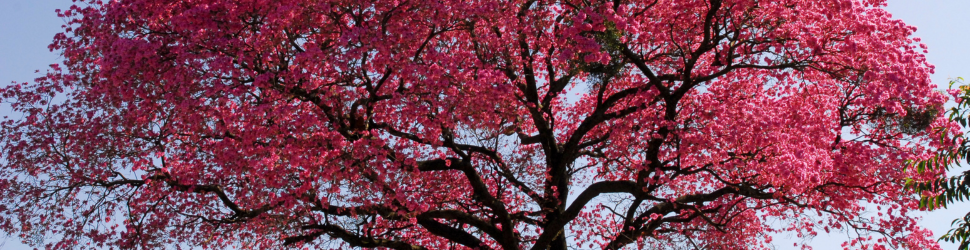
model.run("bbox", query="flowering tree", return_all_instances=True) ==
[0,0,952,249]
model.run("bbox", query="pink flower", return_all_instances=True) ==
[948,88,963,103]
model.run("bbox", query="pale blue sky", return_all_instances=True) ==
[1,0,969,249]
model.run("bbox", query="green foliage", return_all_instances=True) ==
[872,101,942,135]
[912,170,970,210]
[945,212,970,250]
[895,105,942,134]
[908,77,970,249]
[580,21,627,85]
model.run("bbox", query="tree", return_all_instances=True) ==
[0,0,950,249]
[908,78,970,250]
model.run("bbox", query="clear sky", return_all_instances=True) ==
[1,0,969,249]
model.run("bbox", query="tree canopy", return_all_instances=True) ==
[0,0,952,249]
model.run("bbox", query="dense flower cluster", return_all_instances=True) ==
[0,0,952,249]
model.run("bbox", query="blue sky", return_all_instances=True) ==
[1,0,969,249]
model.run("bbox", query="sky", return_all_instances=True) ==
[1,0,970,249]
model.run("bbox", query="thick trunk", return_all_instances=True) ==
[550,234,567,250]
